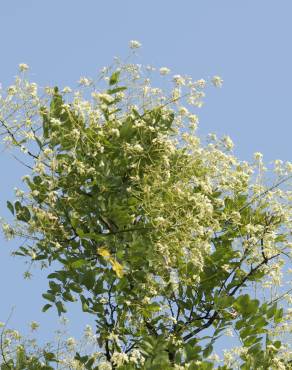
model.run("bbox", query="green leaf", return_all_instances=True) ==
[80,294,89,312]
[56,301,66,316]
[82,302,89,312]
[247,343,262,355]
[274,308,283,323]
[70,259,87,269]
[198,363,214,370]
[82,270,96,290]
[215,294,234,309]
[266,303,277,319]
[203,344,213,358]
[109,71,120,86]
[40,106,49,139]
[76,228,85,238]
[243,335,261,347]
[235,319,245,330]
[254,316,268,329]
[185,343,202,361]
[147,302,161,312]
[1,360,15,370]
[15,201,31,222]
[6,201,14,215]
[42,293,55,302]
[42,303,52,312]
[49,281,61,293]
[68,283,83,293]
[43,351,56,361]
[82,270,96,289]
[233,295,259,316]
[62,291,74,302]
[273,340,282,349]
[47,272,59,279]
[107,86,127,94]
[86,357,95,368]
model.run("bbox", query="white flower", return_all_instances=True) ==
[230,211,241,223]
[129,40,142,49]
[34,162,46,174]
[222,135,234,150]
[130,349,145,365]
[169,316,177,324]
[195,78,206,88]
[222,264,231,272]
[14,187,24,197]
[66,337,77,348]
[78,77,92,86]
[110,128,120,137]
[50,118,62,126]
[111,352,128,366]
[72,128,80,138]
[189,114,199,124]
[30,321,39,331]
[133,120,145,128]
[84,325,94,338]
[108,332,119,342]
[208,353,220,362]
[10,330,21,340]
[159,67,171,75]
[99,362,112,370]
[178,106,189,116]
[254,152,263,161]
[43,148,53,156]
[132,143,143,152]
[212,75,223,88]
[271,358,286,370]
[142,296,151,304]
[7,85,17,95]
[28,82,38,96]
[173,74,185,86]
[155,216,166,225]
[18,63,29,72]
[172,87,181,101]
[223,350,234,366]
[62,86,72,94]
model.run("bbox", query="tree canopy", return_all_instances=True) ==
[0,51,292,369]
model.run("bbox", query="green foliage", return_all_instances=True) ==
[0,61,292,368]
[109,71,121,86]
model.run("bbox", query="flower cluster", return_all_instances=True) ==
[0,44,292,368]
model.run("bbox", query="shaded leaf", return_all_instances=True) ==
[6,201,14,215]
[109,71,120,86]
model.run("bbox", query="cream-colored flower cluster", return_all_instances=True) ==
[0,48,292,367]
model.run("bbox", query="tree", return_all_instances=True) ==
[0,50,292,369]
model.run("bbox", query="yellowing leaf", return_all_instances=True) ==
[110,258,124,278]
[97,247,111,258]
[97,247,124,278]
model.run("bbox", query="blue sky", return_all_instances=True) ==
[0,0,292,349]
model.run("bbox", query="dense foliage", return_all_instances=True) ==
[0,49,292,369]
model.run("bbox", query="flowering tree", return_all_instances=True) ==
[0,43,292,369]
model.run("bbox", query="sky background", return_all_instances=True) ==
[0,0,292,353]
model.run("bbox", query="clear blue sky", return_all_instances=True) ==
[0,0,292,348]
